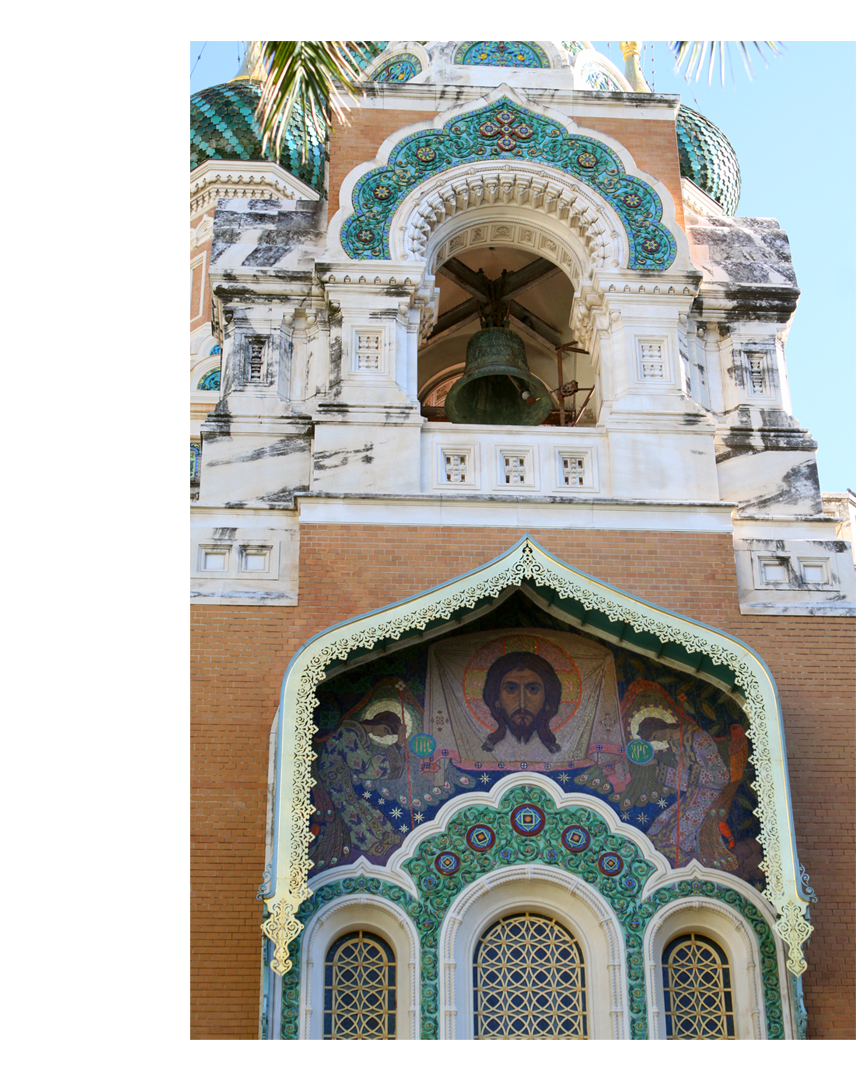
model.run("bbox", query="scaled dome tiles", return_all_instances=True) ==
[676,105,741,215]
[190,81,326,195]
[341,97,677,269]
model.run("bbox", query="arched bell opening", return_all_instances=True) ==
[418,243,597,427]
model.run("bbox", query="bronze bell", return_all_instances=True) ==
[444,326,553,426]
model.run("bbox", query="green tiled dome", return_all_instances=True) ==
[190,80,326,196]
[351,42,388,69]
[676,105,741,215]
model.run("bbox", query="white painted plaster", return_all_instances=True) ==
[296,494,736,533]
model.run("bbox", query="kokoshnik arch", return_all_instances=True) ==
[260,537,812,1039]
[189,41,855,1040]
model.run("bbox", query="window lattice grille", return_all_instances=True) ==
[323,931,396,1040]
[663,933,735,1040]
[474,912,587,1039]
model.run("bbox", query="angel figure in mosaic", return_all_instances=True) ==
[636,710,732,868]
[309,677,474,871]
[576,680,736,871]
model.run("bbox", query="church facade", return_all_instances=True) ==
[190,42,855,1039]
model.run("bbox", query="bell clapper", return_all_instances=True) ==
[506,374,537,406]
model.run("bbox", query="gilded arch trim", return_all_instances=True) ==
[264,535,812,979]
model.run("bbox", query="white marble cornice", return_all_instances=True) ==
[190,159,320,218]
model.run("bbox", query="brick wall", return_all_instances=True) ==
[328,109,431,221]
[190,525,855,1038]
[190,211,212,333]
[579,116,685,230]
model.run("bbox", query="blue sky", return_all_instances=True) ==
[191,41,854,492]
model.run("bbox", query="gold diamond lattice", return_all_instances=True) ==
[474,912,587,1039]
[323,932,396,1040]
[663,933,735,1039]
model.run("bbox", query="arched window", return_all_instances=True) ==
[662,933,735,1040]
[323,931,396,1040]
[473,912,587,1039]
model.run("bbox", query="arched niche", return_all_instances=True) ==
[643,894,792,1039]
[298,894,421,1039]
[414,206,590,421]
[362,42,429,84]
[261,535,813,991]
[438,863,627,1039]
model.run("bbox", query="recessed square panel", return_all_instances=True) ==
[200,547,230,572]
[242,548,270,573]
[799,561,827,585]
[760,560,787,583]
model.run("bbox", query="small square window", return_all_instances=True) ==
[561,456,585,487]
[435,445,477,489]
[445,453,468,484]
[503,455,527,485]
[494,445,537,490]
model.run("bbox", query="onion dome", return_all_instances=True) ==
[676,104,741,215]
[190,80,326,195]
[350,42,388,68]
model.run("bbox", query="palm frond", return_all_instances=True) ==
[248,41,373,160]
[669,41,782,85]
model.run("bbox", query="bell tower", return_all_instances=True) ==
[190,41,855,1041]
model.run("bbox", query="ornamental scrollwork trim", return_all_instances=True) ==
[775,900,814,978]
[261,898,304,977]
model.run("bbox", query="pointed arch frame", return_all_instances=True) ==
[262,535,812,981]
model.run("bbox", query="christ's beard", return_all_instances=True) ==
[505,709,541,743]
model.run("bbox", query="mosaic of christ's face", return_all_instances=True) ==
[496,667,546,734]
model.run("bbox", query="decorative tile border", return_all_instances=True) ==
[340,95,677,269]
[370,53,422,83]
[279,784,783,1039]
[453,42,550,68]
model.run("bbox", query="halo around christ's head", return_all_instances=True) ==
[462,634,581,732]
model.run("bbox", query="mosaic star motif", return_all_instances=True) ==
[561,825,591,853]
[511,803,546,836]
[598,851,624,876]
[466,824,497,852]
[341,96,676,269]
[435,851,461,875]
